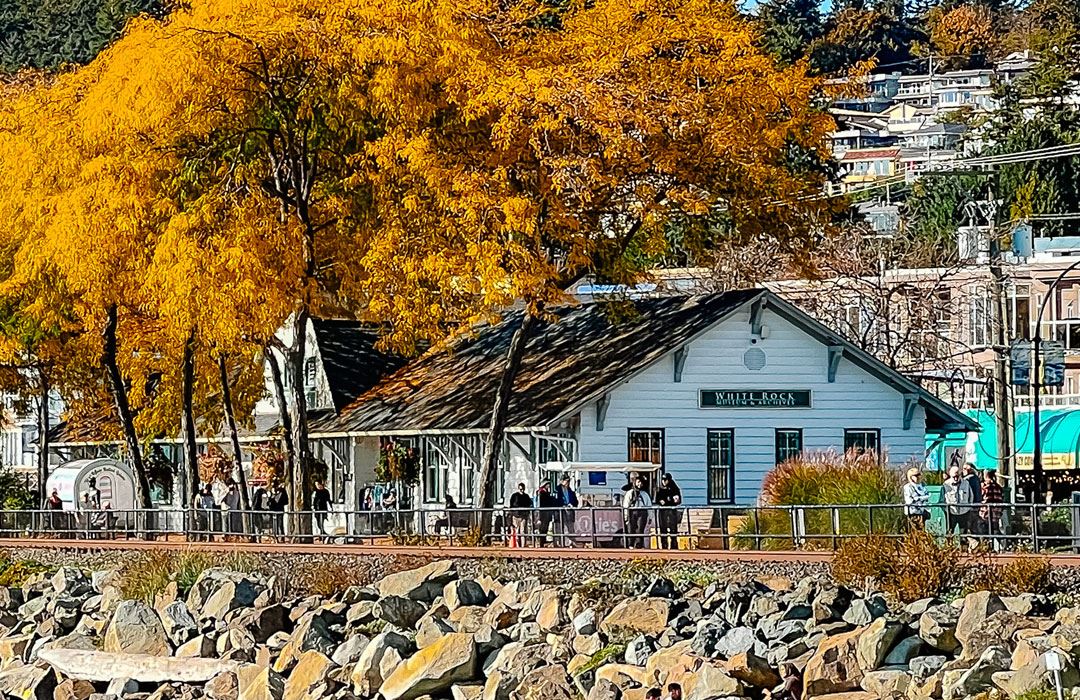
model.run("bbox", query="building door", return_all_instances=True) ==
[628,429,664,495]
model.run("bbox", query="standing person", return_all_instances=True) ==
[902,467,930,531]
[622,476,652,549]
[536,482,557,546]
[45,489,63,537]
[509,482,532,545]
[655,473,683,549]
[962,463,983,534]
[556,476,578,546]
[221,479,241,538]
[665,682,683,700]
[434,493,457,535]
[312,480,332,542]
[83,477,101,509]
[942,465,972,536]
[252,483,270,539]
[980,470,1004,544]
[268,481,288,540]
[197,485,216,542]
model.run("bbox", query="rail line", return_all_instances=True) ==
[6,537,1080,566]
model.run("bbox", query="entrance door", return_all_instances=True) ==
[628,429,664,495]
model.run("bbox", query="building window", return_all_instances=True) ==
[844,429,881,457]
[968,286,991,348]
[423,440,449,503]
[628,430,663,466]
[775,429,803,465]
[707,429,735,504]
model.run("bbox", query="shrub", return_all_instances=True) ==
[118,549,256,603]
[735,450,905,549]
[832,531,961,603]
[286,559,372,597]
[969,553,1053,596]
[574,643,626,676]
[0,557,51,587]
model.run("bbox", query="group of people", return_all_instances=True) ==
[503,472,684,549]
[903,463,1005,537]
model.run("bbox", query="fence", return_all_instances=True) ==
[2,502,1079,553]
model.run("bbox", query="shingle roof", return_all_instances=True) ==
[310,319,409,413]
[309,290,763,434]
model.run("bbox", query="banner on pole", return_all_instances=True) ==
[1010,340,1032,386]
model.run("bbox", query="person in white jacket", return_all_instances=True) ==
[942,465,972,536]
[902,467,931,530]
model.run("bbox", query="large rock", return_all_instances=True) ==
[959,610,1038,662]
[1000,645,1080,696]
[805,629,864,697]
[444,580,488,611]
[37,648,242,683]
[236,664,284,700]
[599,598,670,638]
[724,651,781,689]
[186,570,267,621]
[375,595,428,629]
[380,632,478,700]
[856,619,902,672]
[882,637,923,667]
[716,626,757,659]
[350,630,413,696]
[510,664,575,700]
[861,669,911,698]
[331,634,370,667]
[282,650,335,700]
[377,561,457,603]
[919,606,960,654]
[159,600,198,646]
[0,663,56,700]
[273,608,341,672]
[0,634,33,670]
[104,599,171,656]
[942,645,1010,700]
[54,678,95,700]
[909,656,947,683]
[536,591,567,633]
[482,643,551,700]
[51,568,91,598]
[955,592,1006,652]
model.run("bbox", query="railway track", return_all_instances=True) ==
[3,537,1080,566]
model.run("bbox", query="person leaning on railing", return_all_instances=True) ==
[902,467,930,530]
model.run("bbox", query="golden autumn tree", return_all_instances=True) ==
[338,0,839,517]
[927,4,998,69]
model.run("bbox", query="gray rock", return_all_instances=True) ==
[331,634,370,666]
[444,581,488,610]
[186,570,266,622]
[645,577,676,599]
[691,618,729,658]
[883,636,923,667]
[350,630,413,696]
[572,610,596,636]
[52,568,91,598]
[943,645,1010,700]
[104,600,170,656]
[105,677,139,696]
[625,636,655,666]
[843,598,884,626]
[910,655,948,683]
[955,591,1007,651]
[159,601,197,647]
[715,626,756,659]
[919,605,960,654]
[377,561,457,603]
[375,595,428,629]
[37,648,242,683]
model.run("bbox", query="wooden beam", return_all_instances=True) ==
[827,346,844,383]
[750,296,767,336]
[596,394,610,432]
[903,393,919,431]
[673,346,688,383]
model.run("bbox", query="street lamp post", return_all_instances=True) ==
[1031,258,1080,502]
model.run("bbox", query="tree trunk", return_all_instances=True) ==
[36,368,49,509]
[478,310,537,536]
[285,311,313,538]
[263,346,295,468]
[102,305,152,509]
[180,332,198,512]
[218,354,252,537]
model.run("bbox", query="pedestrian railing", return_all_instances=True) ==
[1,502,1078,553]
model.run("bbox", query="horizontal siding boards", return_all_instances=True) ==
[578,308,927,506]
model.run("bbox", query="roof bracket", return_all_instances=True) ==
[596,394,610,432]
[903,393,919,431]
[750,296,767,336]
[827,345,843,383]
[673,346,688,383]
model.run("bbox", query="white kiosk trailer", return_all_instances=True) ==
[547,461,659,547]
[44,458,139,536]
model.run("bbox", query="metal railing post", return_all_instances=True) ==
[1031,503,1040,553]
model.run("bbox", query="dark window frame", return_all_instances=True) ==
[707,428,736,505]
[843,428,882,457]
[774,428,804,466]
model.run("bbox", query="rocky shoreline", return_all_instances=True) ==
[0,557,1074,700]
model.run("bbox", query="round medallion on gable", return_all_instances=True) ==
[743,347,767,371]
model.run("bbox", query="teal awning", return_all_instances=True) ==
[959,408,1080,471]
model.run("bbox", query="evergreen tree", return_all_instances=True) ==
[757,0,822,66]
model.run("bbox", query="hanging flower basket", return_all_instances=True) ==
[198,447,233,484]
[252,446,286,484]
[376,441,421,485]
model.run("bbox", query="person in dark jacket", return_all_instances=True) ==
[655,473,683,550]
[962,463,983,534]
[556,476,579,546]
[536,482,559,546]
[508,483,532,543]
[312,481,332,542]
[268,482,288,540]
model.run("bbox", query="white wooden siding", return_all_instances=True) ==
[577,307,927,505]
